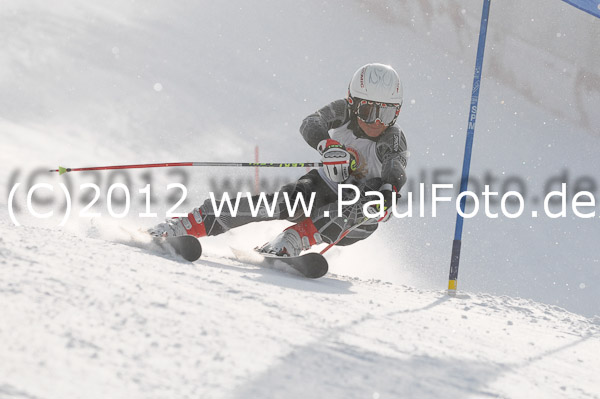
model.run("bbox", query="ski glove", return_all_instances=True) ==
[317,139,357,183]
[374,183,400,223]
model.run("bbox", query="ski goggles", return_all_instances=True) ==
[355,100,401,126]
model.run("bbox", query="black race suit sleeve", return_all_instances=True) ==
[299,99,351,149]
[375,126,409,192]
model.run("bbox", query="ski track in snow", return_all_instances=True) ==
[0,214,599,399]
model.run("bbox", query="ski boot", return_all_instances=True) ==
[257,218,322,257]
[148,207,207,238]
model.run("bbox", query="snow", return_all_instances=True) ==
[1,0,600,397]
[1,212,599,398]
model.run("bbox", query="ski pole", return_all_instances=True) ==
[49,161,323,175]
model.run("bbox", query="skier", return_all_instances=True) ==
[149,63,408,257]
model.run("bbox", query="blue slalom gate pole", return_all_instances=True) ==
[448,0,492,296]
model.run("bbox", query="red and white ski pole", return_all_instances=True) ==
[49,161,323,175]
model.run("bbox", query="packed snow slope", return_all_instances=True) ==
[1,211,599,399]
[1,0,599,317]
[1,0,600,397]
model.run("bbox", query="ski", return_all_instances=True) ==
[156,235,202,262]
[259,252,328,278]
[231,248,328,278]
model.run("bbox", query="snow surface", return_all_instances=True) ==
[1,0,600,397]
[1,211,599,399]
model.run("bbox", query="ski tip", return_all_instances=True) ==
[165,235,202,262]
[304,269,328,279]
[293,253,329,278]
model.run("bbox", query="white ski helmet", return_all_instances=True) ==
[348,63,403,106]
